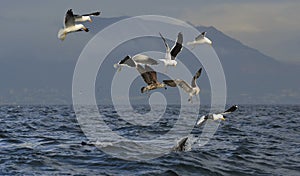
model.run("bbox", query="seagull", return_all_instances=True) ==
[163,67,202,103]
[74,11,101,23]
[172,136,189,152]
[114,54,159,72]
[196,105,238,127]
[137,64,167,93]
[187,32,212,49]
[58,9,89,41]
[159,32,183,71]
[114,56,166,93]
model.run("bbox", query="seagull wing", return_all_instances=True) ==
[170,32,183,60]
[132,54,159,65]
[118,55,136,67]
[196,115,208,126]
[82,11,101,16]
[195,32,206,41]
[145,65,158,83]
[163,80,177,87]
[164,79,193,93]
[191,67,202,87]
[159,32,170,52]
[65,9,75,27]
[221,105,238,115]
[137,64,155,85]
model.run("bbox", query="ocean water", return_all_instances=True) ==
[0,105,299,175]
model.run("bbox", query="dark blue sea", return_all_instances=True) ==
[0,105,299,175]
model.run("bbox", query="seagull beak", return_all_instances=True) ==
[89,19,93,23]
[221,117,226,121]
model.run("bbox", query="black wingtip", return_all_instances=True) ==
[67,9,73,15]
[94,12,101,16]
[224,105,238,113]
[194,67,202,79]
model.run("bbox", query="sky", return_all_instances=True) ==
[0,0,299,105]
[1,0,299,64]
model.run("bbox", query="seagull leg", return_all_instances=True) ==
[164,66,167,73]
[196,95,199,102]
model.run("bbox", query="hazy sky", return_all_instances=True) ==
[1,0,299,63]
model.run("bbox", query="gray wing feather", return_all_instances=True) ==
[132,54,159,65]
[195,32,206,41]
[191,68,202,87]
[159,32,170,51]
[174,79,193,93]
[119,55,136,67]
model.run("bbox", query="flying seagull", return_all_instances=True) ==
[159,32,183,71]
[137,64,167,93]
[116,57,166,93]
[58,9,89,41]
[187,32,212,49]
[196,105,238,127]
[74,11,101,23]
[163,67,202,103]
[114,54,159,72]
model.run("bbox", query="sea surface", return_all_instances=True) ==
[0,105,299,176]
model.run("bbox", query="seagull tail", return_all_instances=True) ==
[186,41,193,45]
[58,29,66,41]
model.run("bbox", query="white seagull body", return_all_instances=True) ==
[187,32,212,49]
[159,32,183,71]
[196,105,238,126]
[163,67,202,103]
[74,11,101,23]
[114,54,158,72]
[58,9,89,41]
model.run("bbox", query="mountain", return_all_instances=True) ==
[196,26,300,104]
[0,16,299,105]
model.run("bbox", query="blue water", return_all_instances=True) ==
[0,105,299,175]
